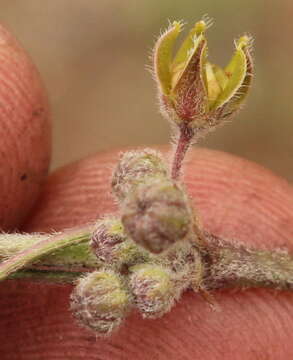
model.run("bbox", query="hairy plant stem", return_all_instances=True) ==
[201,233,293,291]
[171,122,194,180]
[0,225,94,282]
[1,229,293,292]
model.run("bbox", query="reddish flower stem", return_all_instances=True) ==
[171,123,194,180]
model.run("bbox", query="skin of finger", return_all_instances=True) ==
[1,148,293,359]
[0,24,51,230]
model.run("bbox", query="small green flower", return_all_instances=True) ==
[153,18,253,132]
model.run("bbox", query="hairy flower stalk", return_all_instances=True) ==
[171,123,195,180]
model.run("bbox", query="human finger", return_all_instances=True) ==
[0,24,51,230]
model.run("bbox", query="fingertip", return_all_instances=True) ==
[1,281,293,359]
[183,149,293,249]
[24,149,119,232]
[0,23,51,230]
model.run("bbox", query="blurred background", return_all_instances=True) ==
[0,0,292,180]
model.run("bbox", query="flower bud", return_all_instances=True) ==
[153,18,253,134]
[70,270,131,335]
[90,217,150,269]
[111,149,168,201]
[163,241,196,272]
[121,178,192,254]
[162,241,204,291]
[129,263,178,318]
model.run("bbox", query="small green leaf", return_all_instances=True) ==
[153,21,183,95]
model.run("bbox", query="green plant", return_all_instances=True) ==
[0,17,292,337]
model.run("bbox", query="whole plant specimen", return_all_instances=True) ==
[0,18,292,338]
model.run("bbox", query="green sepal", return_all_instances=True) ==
[210,36,249,111]
[171,34,207,95]
[154,21,183,95]
[172,20,206,74]
[222,38,253,116]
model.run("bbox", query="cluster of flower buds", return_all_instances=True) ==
[70,18,254,336]
[153,17,253,138]
[70,149,203,335]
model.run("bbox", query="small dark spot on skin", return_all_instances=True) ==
[20,173,27,181]
[32,107,44,117]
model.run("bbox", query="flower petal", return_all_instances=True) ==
[212,64,229,91]
[206,63,228,107]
